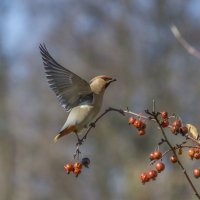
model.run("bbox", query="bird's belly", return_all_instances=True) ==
[67,105,100,132]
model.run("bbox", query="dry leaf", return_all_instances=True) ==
[178,148,182,155]
[186,124,199,139]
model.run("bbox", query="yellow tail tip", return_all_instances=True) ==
[53,134,60,142]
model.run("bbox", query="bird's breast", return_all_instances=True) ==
[66,105,98,131]
[62,94,104,133]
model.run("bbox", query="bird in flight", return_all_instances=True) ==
[39,44,116,142]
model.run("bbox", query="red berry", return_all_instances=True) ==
[172,120,182,129]
[148,170,158,180]
[193,168,200,178]
[134,120,142,129]
[194,147,200,154]
[73,168,81,177]
[180,126,188,134]
[149,153,155,161]
[64,163,74,174]
[74,162,82,170]
[138,129,145,136]
[170,155,178,163]
[156,162,165,172]
[153,150,162,160]
[161,111,168,119]
[129,117,136,125]
[171,126,179,134]
[140,172,149,184]
[194,153,200,159]
[161,119,169,128]
[188,149,195,158]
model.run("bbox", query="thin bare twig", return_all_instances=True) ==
[171,24,200,59]
[73,107,150,158]
[149,144,198,166]
[80,107,150,143]
[73,106,200,159]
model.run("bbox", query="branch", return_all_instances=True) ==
[71,104,200,199]
[73,107,148,158]
[150,144,198,166]
[80,107,149,142]
[171,24,200,59]
[152,112,200,200]
[74,106,200,158]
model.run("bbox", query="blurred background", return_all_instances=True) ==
[1,0,200,200]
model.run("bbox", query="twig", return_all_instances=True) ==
[150,144,198,166]
[171,24,200,59]
[80,107,150,142]
[73,106,200,158]
[73,107,149,158]
[73,108,125,158]
[186,134,200,145]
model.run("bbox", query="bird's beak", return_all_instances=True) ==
[105,78,117,88]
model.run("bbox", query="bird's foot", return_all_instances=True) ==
[75,132,83,146]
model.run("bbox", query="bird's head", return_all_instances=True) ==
[90,75,116,94]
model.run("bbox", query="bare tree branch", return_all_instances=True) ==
[171,25,200,59]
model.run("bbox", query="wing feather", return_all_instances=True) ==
[39,44,93,111]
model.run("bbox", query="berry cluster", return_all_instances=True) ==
[141,146,200,183]
[188,147,200,160]
[141,150,178,184]
[149,150,162,160]
[140,170,158,184]
[140,161,166,184]
[160,111,169,127]
[129,117,146,135]
[160,111,188,136]
[171,119,188,135]
[188,147,200,178]
[128,110,200,186]
[64,157,90,177]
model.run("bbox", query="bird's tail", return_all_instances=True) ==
[53,125,76,142]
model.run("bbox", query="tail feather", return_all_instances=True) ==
[53,125,76,142]
[53,134,62,142]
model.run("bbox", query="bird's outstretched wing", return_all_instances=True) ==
[39,44,93,111]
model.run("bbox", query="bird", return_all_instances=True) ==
[39,44,116,142]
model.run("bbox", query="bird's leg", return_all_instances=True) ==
[81,122,95,140]
[75,132,83,145]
